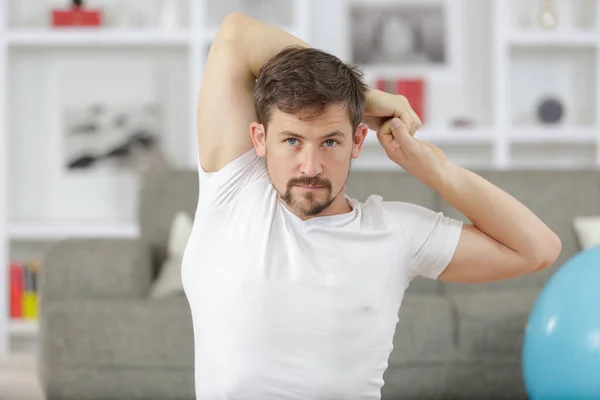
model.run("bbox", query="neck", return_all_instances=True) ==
[284,188,352,221]
[319,192,352,217]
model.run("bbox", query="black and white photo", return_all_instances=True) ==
[58,61,166,174]
[350,2,447,66]
[63,101,163,172]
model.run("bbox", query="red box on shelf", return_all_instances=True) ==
[395,79,425,124]
[375,78,426,124]
[52,8,102,27]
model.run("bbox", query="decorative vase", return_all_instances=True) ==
[539,0,558,30]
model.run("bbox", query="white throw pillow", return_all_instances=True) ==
[573,216,600,250]
[149,211,193,298]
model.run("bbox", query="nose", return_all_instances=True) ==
[299,148,323,177]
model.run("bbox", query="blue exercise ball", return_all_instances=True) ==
[523,245,600,400]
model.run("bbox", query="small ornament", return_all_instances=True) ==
[537,97,564,124]
[539,0,558,30]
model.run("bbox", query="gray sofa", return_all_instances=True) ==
[38,167,598,400]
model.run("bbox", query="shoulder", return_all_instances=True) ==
[354,194,443,231]
[358,194,431,219]
[197,148,272,209]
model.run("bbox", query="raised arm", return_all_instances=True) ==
[378,118,562,284]
[197,13,310,173]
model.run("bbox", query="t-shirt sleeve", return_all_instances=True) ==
[196,148,268,207]
[386,201,464,280]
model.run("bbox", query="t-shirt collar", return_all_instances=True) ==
[278,196,358,228]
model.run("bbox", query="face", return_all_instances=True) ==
[250,103,368,219]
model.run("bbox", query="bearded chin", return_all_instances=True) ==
[280,186,334,216]
[265,153,353,217]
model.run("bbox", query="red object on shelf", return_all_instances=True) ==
[376,79,387,92]
[52,6,102,27]
[395,79,425,124]
[9,262,22,319]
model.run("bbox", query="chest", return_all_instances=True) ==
[187,212,408,313]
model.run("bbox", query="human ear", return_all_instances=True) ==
[352,123,369,159]
[250,122,267,157]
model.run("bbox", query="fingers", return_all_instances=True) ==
[400,111,419,137]
[409,110,422,135]
[376,119,399,154]
[376,117,419,159]
[390,118,416,150]
[396,95,422,136]
[395,95,421,135]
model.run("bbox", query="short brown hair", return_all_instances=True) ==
[254,46,368,132]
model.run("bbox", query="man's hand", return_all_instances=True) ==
[377,117,449,189]
[363,89,422,136]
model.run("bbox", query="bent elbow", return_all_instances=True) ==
[532,233,562,272]
[217,13,248,42]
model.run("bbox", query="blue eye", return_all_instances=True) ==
[324,139,338,147]
[285,138,299,146]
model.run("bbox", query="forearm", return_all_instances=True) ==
[434,162,561,264]
[217,13,311,78]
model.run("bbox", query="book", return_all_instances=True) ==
[395,79,425,124]
[9,262,22,319]
[374,78,426,124]
[9,261,40,321]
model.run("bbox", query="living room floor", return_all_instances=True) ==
[0,354,43,400]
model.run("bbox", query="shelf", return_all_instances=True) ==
[509,45,596,127]
[509,127,599,143]
[8,320,38,336]
[509,30,599,47]
[2,26,302,48]
[8,222,139,240]
[5,29,193,47]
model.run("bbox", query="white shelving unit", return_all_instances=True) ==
[490,0,600,169]
[0,0,9,356]
[8,222,139,241]
[350,0,600,171]
[5,29,195,46]
[0,0,311,355]
[1,0,600,355]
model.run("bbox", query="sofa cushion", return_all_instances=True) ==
[388,294,455,366]
[573,215,600,250]
[138,169,198,274]
[381,361,527,400]
[448,289,540,361]
[150,211,193,298]
[40,296,193,369]
[42,367,194,400]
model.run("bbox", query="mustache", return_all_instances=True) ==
[288,176,332,189]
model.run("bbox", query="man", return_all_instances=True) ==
[182,13,561,400]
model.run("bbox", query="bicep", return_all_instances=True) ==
[437,224,532,283]
[197,17,256,173]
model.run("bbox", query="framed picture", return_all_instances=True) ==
[57,60,167,174]
[347,0,461,75]
[64,101,162,172]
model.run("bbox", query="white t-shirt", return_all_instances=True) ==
[182,149,463,400]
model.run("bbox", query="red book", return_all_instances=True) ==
[9,262,22,319]
[395,79,425,124]
[376,79,388,92]
[52,7,102,27]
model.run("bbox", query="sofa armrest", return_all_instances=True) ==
[42,238,153,301]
